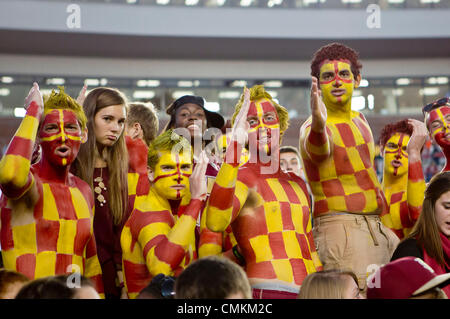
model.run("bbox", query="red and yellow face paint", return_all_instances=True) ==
[319,59,357,111]
[427,106,450,148]
[39,109,83,167]
[246,98,280,156]
[151,150,192,200]
[383,133,410,177]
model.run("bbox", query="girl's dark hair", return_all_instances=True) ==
[407,171,450,266]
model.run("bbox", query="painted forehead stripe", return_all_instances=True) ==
[429,108,450,135]
[319,60,354,85]
[384,133,408,158]
[248,100,280,132]
[152,154,191,183]
[40,109,82,142]
[318,58,352,70]
[428,107,450,122]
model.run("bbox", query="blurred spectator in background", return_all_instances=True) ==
[136,273,175,299]
[15,274,101,299]
[175,256,252,299]
[297,269,363,299]
[423,97,450,174]
[0,269,30,299]
[280,145,306,181]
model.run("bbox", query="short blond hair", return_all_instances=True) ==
[297,269,359,299]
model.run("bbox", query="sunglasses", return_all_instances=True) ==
[423,97,450,114]
[151,273,176,299]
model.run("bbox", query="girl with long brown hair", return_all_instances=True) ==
[72,87,129,299]
[391,171,450,297]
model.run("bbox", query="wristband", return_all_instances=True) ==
[232,245,246,266]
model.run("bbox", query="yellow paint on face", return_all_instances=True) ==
[40,110,81,142]
[247,99,280,133]
[319,60,356,110]
[383,133,410,177]
[152,150,192,200]
[431,108,449,136]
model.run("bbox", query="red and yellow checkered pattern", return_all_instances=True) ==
[206,141,322,286]
[1,177,103,292]
[300,112,385,217]
[198,212,237,258]
[198,174,238,259]
[126,136,151,214]
[121,188,203,299]
[0,101,104,296]
[381,161,425,239]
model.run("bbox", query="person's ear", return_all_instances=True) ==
[128,122,142,140]
[81,128,88,144]
[354,74,362,89]
[147,166,154,182]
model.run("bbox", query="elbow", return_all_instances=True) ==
[206,215,228,233]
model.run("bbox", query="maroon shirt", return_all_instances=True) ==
[93,167,127,299]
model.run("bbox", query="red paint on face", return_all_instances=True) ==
[318,60,354,86]
[247,100,280,156]
[428,107,450,148]
[39,109,82,167]
[428,106,450,123]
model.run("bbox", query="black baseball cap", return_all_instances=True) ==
[163,95,225,132]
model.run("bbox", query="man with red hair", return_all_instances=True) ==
[378,119,427,239]
[299,43,399,292]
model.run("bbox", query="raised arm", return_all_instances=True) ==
[206,89,250,233]
[198,208,239,263]
[0,83,43,199]
[300,77,331,162]
[406,119,427,222]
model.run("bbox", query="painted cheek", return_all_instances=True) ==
[434,132,450,147]
[247,103,260,132]
[429,109,449,135]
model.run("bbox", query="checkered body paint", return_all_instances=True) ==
[0,102,104,296]
[300,112,386,217]
[0,174,103,291]
[121,186,203,299]
[381,160,425,239]
[206,141,322,287]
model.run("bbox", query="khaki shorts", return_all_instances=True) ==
[313,213,400,291]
